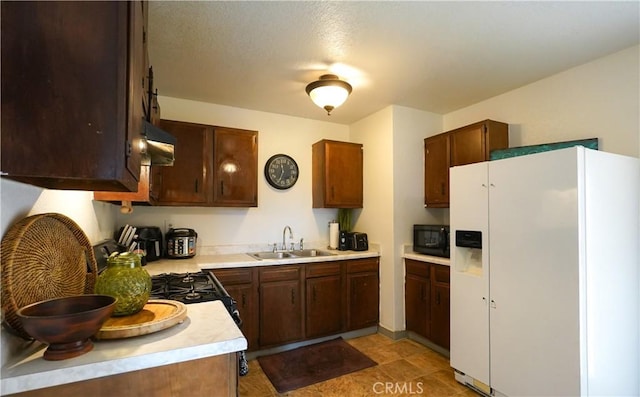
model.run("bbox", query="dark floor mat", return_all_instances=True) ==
[257,337,377,393]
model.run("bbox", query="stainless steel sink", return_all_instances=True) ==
[248,251,295,260]
[289,249,335,257]
[247,249,335,260]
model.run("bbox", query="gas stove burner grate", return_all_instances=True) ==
[182,274,195,283]
[150,271,232,306]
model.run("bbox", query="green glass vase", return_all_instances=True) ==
[95,252,151,316]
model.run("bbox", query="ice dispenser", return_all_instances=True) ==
[455,230,483,274]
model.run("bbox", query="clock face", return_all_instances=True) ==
[264,154,299,190]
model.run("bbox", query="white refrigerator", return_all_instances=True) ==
[450,146,639,396]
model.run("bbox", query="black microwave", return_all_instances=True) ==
[413,225,450,258]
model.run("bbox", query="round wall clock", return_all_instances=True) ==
[264,154,299,190]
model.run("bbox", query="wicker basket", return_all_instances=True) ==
[1,213,98,339]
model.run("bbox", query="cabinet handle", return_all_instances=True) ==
[420,285,425,301]
[220,181,224,195]
[291,289,295,304]
[436,291,440,305]
[440,183,445,195]
[152,89,159,111]
[241,293,246,308]
[313,286,317,302]
[194,179,199,193]
[331,186,335,199]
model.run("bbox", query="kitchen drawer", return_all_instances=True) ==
[306,262,342,278]
[406,259,430,278]
[433,264,450,284]
[211,268,254,285]
[346,258,378,274]
[259,265,301,283]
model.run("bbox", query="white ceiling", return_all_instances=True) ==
[148,1,639,125]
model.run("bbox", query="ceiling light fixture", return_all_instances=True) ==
[305,74,352,115]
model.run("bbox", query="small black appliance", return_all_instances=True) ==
[348,232,369,251]
[135,226,163,262]
[338,231,349,250]
[413,224,450,258]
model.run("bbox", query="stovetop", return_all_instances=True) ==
[151,271,228,305]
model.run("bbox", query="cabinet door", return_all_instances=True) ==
[405,274,430,338]
[312,140,363,208]
[155,120,211,205]
[430,265,450,349]
[346,259,379,330]
[424,134,450,207]
[347,273,378,330]
[450,120,508,166]
[259,279,303,346]
[430,264,450,350]
[1,1,141,192]
[211,268,258,350]
[431,283,450,349]
[212,128,258,207]
[450,124,485,166]
[306,275,343,338]
[259,265,303,347]
[126,0,144,182]
[224,284,258,350]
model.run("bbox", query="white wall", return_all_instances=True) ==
[350,105,444,332]
[0,180,116,245]
[445,45,639,158]
[116,98,351,251]
[0,179,116,366]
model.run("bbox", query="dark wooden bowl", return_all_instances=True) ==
[17,295,116,360]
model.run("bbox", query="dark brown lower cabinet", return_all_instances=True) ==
[431,281,450,349]
[405,259,450,349]
[210,257,379,351]
[346,259,380,330]
[210,268,258,350]
[405,261,430,339]
[258,265,303,347]
[305,262,344,339]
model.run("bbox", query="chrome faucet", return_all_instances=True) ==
[282,225,293,251]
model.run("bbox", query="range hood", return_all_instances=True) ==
[142,120,176,166]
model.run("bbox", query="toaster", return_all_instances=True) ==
[347,232,369,251]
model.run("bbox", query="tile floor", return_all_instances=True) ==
[239,333,480,396]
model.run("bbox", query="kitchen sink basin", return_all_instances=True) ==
[289,249,335,257]
[248,252,295,260]
[247,249,335,260]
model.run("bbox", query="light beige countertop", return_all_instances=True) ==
[143,248,381,275]
[402,244,451,266]
[0,300,246,395]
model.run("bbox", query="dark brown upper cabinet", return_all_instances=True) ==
[1,1,146,192]
[212,127,258,207]
[312,140,363,208]
[151,120,258,207]
[424,120,508,207]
